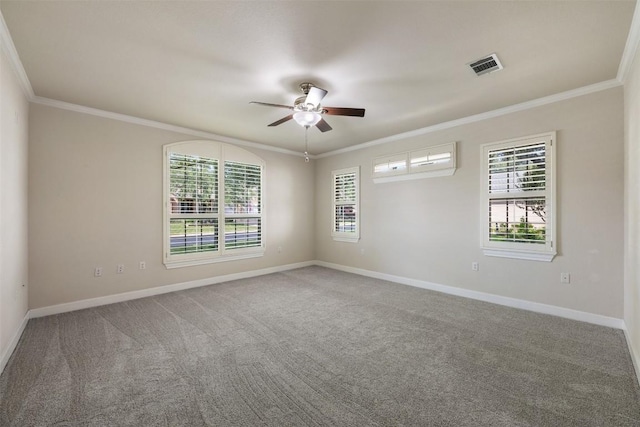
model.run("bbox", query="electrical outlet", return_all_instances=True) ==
[94,267,103,277]
[472,262,479,271]
[139,261,146,270]
[560,272,571,284]
[117,264,125,274]
[277,246,282,253]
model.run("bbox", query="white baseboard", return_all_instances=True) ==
[315,261,626,330]
[6,260,638,386]
[28,260,625,330]
[29,261,314,318]
[623,327,640,388]
[0,311,29,374]
[31,260,625,330]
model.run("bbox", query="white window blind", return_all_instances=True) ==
[332,167,360,242]
[488,142,546,194]
[164,141,265,268]
[481,133,556,261]
[169,153,219,256]
[224,161,262,250]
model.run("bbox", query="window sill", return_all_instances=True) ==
[373,168,455,184]
[482,248,556,262]
[332,235,360,243]
[165,250,264,269]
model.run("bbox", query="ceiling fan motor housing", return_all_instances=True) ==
[294,96,322,113]
[299,82,314,95]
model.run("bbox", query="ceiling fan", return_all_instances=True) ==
[250,83,365,132]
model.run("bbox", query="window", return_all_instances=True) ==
[409,143,455,174]
[373,153,408,178]
[332,167,360,242]
[481,132,556,261]
[373,142,456,183]
[164,141,264,268]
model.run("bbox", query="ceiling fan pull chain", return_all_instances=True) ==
[304,126,310,163]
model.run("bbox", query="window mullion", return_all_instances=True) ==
[164,141,265,268]
[219,157,225,252]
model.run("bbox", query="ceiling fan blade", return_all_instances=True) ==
[250,101,293,110]
[268,115,293,127]
[315,118,332,132]
[323,106,366,117]
[305,87,328,108]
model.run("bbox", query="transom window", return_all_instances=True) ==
[164,141,264,268]
[481,132,556,261]
[372,142,456,183]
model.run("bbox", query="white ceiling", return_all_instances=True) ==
[0,1,636,155]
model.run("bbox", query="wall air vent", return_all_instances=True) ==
[469,53,503,76]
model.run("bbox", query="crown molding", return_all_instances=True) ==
[1,7,634,160]
[1,7,309,159]
[0,10,34,99]
[317,79,622,159]
[618,0,640,83]
[31,96,309,158]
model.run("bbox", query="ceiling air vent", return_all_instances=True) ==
[469,53,503,76]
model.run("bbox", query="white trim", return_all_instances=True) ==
[165,250,264,269]
[163,140,265,268]
[28,80,621,161]
[0,11,315,160]
[0,312,29,375]
[480,132,556,261]
[317,80,621,159]
[2,15,623,165]
[373,169,455,184]
[315,261,626,330]
[617,0,640,83]
[623,327,640,388]
[332,236,360,243]
[32,96,308,158]
[331,166,360,243]
[0,11,34,99]
[25,260,627,329]
[28,261,314,318]
[372,141,457,183]
[8,261,635,386]
[0,11,626,163]
[0,6,634,159]
[483,248,555,262]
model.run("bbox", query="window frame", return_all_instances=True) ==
[480,132,556,262]
[332,166,360,243]
[163,140,265,269]
[372,142,456,184]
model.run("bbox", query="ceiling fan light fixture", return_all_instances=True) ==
[251,82,365,131]
[293,111,321,127]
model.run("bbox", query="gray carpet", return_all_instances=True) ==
[1,266,639,426]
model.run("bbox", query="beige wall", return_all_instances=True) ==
[0,46,29,363]
[21,78,630,323]
[316,88,624,318]
[28,104,315,309]
[624,36,640,374]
